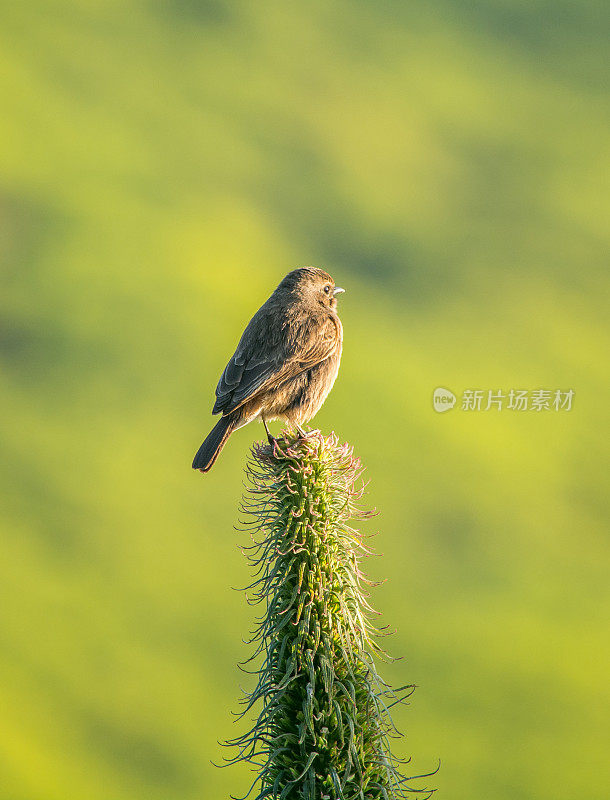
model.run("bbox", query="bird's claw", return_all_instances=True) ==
[295,426,319,440]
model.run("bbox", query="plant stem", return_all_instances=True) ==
[225,429,435,800]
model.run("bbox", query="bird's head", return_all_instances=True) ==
[279,267,345,310]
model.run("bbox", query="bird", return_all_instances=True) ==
[192,267,345,473]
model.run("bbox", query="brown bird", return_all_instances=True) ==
[192,267,345,473]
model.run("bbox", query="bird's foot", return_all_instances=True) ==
[295,425,319,440]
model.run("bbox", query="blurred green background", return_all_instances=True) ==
[1,1,609,798]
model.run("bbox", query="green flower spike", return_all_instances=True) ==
[224,430,436,800]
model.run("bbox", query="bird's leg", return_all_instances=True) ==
[262,416,277,445]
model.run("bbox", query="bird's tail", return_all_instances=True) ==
[192,415,236,473]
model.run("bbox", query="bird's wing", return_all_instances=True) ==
[212,347,280,415]
[213,313,339,416]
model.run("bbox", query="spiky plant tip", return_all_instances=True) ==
[228,428,436,799]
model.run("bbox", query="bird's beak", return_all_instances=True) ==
[333,287,345,295]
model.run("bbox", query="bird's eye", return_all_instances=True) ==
[324,284,331,294]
